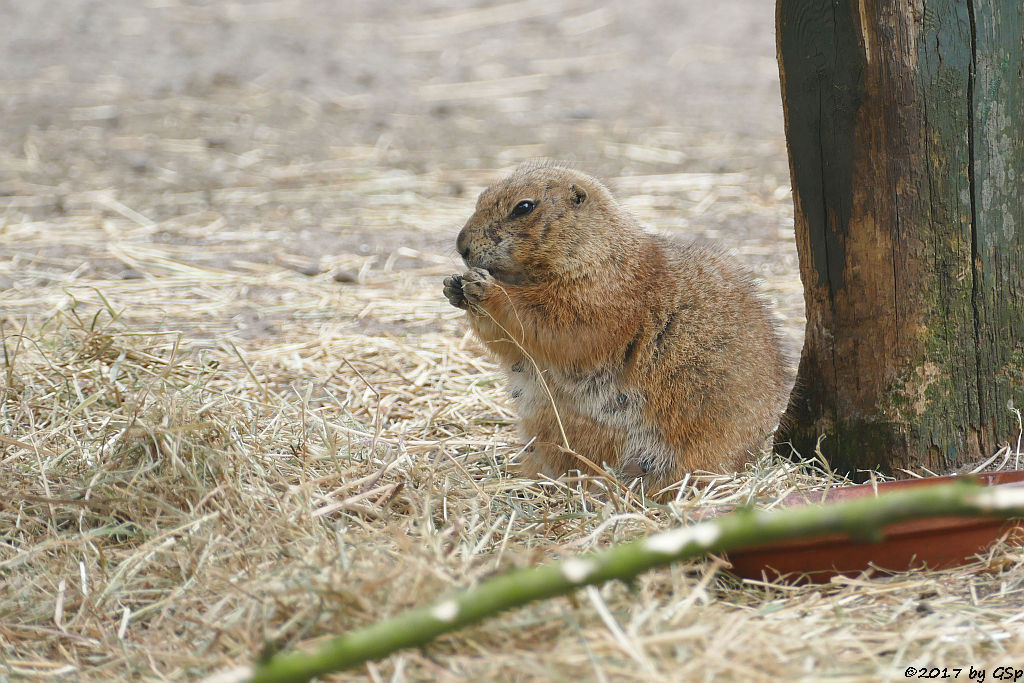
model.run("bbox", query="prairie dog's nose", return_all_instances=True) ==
[456,228,470,259]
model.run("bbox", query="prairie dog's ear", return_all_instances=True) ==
[569,183,587,206]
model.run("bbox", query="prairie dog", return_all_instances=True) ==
[443,162,789,499]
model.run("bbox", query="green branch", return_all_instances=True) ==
[245,480,1024,683]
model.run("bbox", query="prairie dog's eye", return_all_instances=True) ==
[509,200,536,218]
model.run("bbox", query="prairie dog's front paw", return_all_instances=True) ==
[443,274,467,309]
[460,267,494,305]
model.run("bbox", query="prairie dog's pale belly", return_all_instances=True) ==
[505,359,639,425]
[503,357,672,476]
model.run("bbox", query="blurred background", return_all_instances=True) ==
[1,0,800,350]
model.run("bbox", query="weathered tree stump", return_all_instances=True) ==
[775,0,1023,475]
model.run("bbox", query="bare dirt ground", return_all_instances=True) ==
[1,0,802,349]
[14,3,1023,682]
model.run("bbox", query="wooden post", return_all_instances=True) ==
[775,0,1024,475]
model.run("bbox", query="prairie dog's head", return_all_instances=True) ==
[456,164,635,285]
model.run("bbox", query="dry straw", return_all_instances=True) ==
[5,196,1024,680]
[2,84,1023,680]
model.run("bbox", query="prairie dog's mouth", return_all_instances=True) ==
[460,254,525,286]
[493,270,528,286]
[466,263,526,286]
[487,267,527,286]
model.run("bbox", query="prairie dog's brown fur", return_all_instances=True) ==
[443,162,789,499]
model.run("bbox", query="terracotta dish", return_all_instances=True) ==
[725,471,1024,582]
